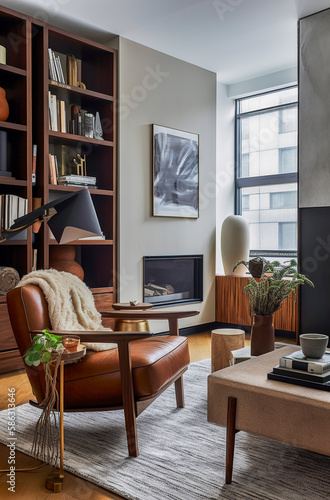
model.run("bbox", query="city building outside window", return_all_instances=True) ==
[235,86,298,261]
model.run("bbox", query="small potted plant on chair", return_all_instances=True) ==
[232,259,313,355]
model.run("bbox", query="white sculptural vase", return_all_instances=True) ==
[221,215,250,276]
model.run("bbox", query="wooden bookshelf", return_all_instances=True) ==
[0,5,117,373]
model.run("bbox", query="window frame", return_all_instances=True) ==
[235,86,298,258]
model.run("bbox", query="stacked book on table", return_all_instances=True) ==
[267,350,330,392]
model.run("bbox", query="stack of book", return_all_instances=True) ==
[48,48,65,84]
[0,194,28,239]
[57,174,97,188]
[268,350,330,392]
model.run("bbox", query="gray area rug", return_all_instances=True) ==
[0,359,329,500]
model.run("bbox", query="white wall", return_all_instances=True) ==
[117,37,217,332]
[215,80,235,275]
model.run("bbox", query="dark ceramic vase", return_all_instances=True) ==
[250,314,275,356]
[0,87,9,121]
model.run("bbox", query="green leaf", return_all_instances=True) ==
[41,352,51,363]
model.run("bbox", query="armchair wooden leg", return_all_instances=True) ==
[118,341,139,457]
[124,405,139,457]
[175,375,184,408]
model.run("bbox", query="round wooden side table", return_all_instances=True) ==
[112,302,153,332]
[211,328,245,372]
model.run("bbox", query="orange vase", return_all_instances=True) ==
[0,87,9,121]
[49,245,84,281]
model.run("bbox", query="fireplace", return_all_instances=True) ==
[143,255,203,307]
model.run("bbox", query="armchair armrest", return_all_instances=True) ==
[30,330,153,343]
[100,310,200,335]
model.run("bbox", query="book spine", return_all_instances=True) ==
[32,145,37,185]
[279,357,330,374]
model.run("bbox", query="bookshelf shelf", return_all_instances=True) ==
[48,130,113,147]
[0,240,28,245]
[0,63,27,76]
[0,121,27,132]
[0,177,27,186]
[49,185,113,196]
[49,239,114,246]
[49,80,114,102]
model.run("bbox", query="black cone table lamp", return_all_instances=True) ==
[1,189,103,244]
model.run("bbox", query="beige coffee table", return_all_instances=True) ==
[208,347,330,484]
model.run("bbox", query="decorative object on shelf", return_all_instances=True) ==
[50,245,84,280]
[0,45,6,64]
[299,333,329,359]
[0,130,11,177]
[73,153,86,175]
[0,87,9,121]
[0,266,20,296]
[0,189,103,244]
[232,259,314,355]
[94,112,104,140]
[153,124,199,218]
[221,215,249,276]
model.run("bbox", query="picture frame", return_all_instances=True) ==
[152,124,199,218]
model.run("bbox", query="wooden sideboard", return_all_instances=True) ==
[215,275,297,335]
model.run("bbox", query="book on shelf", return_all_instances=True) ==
[49,154,58,185]
[32,144,37,185]
[272,365,330,383]
[48,92,67,133]
[32,249,38,272]
[0,194,28,239]
[279,350,330,374]
[48,48,65,84]
[267,371,330,392]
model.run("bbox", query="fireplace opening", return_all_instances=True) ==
[143,255,203,307]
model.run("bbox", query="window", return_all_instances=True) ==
[236,87,298,259]
[270,191,297,210]
[279,107,297,134]
[279,222,297,250]
[279,147,297,173]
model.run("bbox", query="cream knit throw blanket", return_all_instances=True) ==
[18,269,116,351]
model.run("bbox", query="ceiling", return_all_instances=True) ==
[3,0,330,84]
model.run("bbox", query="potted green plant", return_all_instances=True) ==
[232,259,314,355]
[24,329,64,366]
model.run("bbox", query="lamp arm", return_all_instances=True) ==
[0,211,54,242]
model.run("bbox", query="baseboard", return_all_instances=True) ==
[157,321,296,339]
[212,321,296,340]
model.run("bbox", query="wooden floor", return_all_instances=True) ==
[0,331,296,499]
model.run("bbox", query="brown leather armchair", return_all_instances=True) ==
[6,285,199,457]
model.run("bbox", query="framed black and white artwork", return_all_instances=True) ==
[152,124,199,218]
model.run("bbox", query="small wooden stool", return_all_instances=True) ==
[211,328,245,372]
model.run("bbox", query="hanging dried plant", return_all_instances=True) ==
[24,329,65,467]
